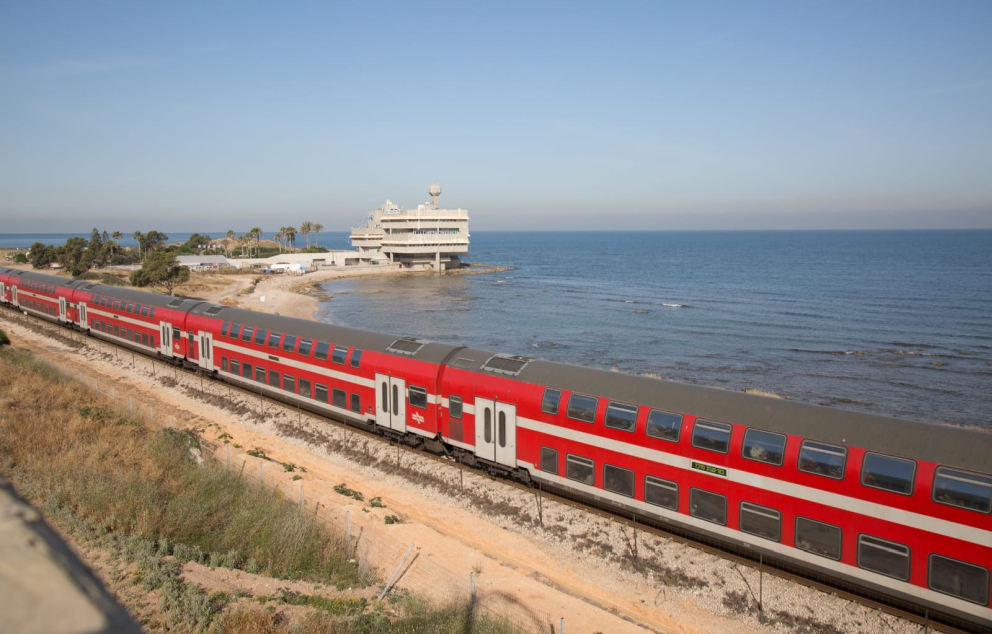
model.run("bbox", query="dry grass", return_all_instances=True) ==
[0,348,355,584]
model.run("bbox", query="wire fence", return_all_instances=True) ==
[4,315,562,634]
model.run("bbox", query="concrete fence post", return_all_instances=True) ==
[378,544,415,601]
[560,617,565,634]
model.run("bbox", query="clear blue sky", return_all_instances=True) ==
[2,1,991,232]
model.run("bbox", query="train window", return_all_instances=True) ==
[690,489,727,525]
[332,345,348,365]
[605,402,638,433]
[313,342,329,361]
[542,389,561,415]
[115,325,121,337]
[449,396,463,419]
[932,467,992,513]
[861,453,916,496]
[566,394,598,423]
[929,554,990,605]
[298,338,313,357]
[858,535,911,581]
[141,333,149,347]
[113,299,122,310]
[222,322,229,337]
[127,302,135,313]
[255,366,266,383]
[235,361,247,377]
[451,357,474,369]
[101,297,109,307]
[604,464,635,497]
[299,379,312,399]
[254,329,267,346]
[381,384,388,411]
[566,455,594,486]
[284,375,295,393]
[141,306,149,317]
[268,370,279,388]
[742,429,786,466]
[332,388,346,408]
[241,326,254,342]
[350,393,360,413]
[740,502,781,541]
[172,326,180,341]
[498,411,506,447]
[229,323,241,339]
[484,409,492,443]
[645,410,681,442]
[645,476,678,510]
[541,447,558,475]
[268,332,282,348]
[795,517,842,560]
[350,349,362,368]
[692,420,732,454]
[315,384,328,403]
[148,307,155,319]
[798,440,847,480]
[409,386,428,410]
[282,335,297,353]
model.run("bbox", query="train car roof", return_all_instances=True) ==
[485,356,992,473]
[84,284,210,311]
[188,303,464,364]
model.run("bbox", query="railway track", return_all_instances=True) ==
[1,306,984,634]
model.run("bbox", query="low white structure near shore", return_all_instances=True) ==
[227,250,365,271]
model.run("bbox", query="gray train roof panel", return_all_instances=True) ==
[83,285,208,311]
[194,303,463,363]
[489,357,992,473]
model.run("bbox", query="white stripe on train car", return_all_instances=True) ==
[517,416,992,548]
[527,465,991,621]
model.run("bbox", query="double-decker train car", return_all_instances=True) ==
[1,267,989,631]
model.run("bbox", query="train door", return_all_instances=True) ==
[78,303,88,328]
[0,282,6,303]
[475,398,496,462]
[494,402,517,468]
[374,373,407,433]
[198,331,213,370]
[159,321,172,356]
[11,286,18,306]
[58,297,67,322]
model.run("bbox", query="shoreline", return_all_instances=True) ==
[194,262,511,323]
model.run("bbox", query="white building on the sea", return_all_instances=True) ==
[349,183,469,273]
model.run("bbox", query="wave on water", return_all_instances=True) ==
[663,303,687,308]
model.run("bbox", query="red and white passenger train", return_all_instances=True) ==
[1,267,990,630]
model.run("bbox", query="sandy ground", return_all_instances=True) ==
[0,311,931,634]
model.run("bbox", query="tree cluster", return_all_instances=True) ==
[28,228,139,276]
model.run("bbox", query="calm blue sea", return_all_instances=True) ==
[315,231,992,429]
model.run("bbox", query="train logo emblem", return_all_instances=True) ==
[412,412,424,425]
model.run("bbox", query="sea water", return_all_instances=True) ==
[315,230,992,428]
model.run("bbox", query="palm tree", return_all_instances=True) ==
[285,226,297,252]
[274,229,285,253]
[133,231,144,260]
[313,223,324,248]
[110,231,123,260]
[300,221,313,250]
[248,227,263,258]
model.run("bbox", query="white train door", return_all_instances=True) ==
[78,303,87,328]
[0,282,5,303]
[375,373,407,433]
[58,297,67,322]
[475,398,496,462]
[11,286,18,307]
[494,402,517,468]
[198,331,213,370]
[159,321,172,355]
